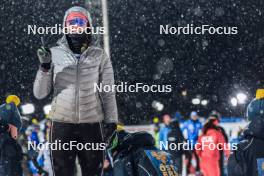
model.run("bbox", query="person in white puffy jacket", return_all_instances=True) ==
[33,6,118,176]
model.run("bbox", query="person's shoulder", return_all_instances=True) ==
[84,46,107,59]
[159,125,168,131]
[49,40,62,50]
[49,45,63,56]
[3,102,16,111]
[89,45,104,51]
[50,46,58,51]
[160,126,165,130]
[206,128,218,136]
[214,128,225,138]
[184,119,191,124]
[87,45,105,54]
[218,126,225,132]
[182,119,190,128]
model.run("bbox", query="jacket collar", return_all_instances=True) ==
[57,35,93,61]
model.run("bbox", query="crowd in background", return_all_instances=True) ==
[0,95,247,176]
[16,110,239,176]
[0,106,244,176]
[17,118,53,176]
[19,90,264,176]
[155,111,234,176]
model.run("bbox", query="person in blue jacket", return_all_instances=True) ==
[0,95,23,176]
[182,111,202,174]
[182,111,202,147]
[159,114,171,149]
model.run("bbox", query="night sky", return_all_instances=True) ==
[1,0,264,124]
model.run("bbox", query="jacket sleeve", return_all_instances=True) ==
[159,128,166,149]
[99,51,118,123]
[181,122,188,139]
[33,66,53,99]
[159,128,164,143]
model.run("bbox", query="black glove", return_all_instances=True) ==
[103,123,117,143]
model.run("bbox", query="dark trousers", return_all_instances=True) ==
[219,151,224,176]
[0,133,23,176]
[50,122,104,176]
[186,150,200,174]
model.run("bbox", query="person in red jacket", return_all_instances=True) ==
[195,118,230,176]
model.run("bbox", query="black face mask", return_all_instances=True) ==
[66,33,91,54]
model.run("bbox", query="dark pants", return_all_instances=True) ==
[172,155,182,174]
[50,122,104,176]
[219,151,224,176]
[0,133,23,176]
[186,150,200,174]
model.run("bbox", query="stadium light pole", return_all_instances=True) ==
[101,0,110,56]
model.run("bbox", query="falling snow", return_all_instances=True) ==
[0,0,264,124]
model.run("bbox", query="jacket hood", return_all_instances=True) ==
[58,6,95,49]
[63,6,93,28]
[243,116,264,140]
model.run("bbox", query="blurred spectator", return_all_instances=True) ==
[196,118,230,176]
[228,89,264,176]
[159,114,171,149]
[209,113,228,176]
[24,117,52,176]
[167,120,185,173]
[182,111,202,174]
[173,111,184,122]
[152,116,160,147]
[229,127,243,145]
[182,111,202,146]
[37,142,52,175]
[0,95,23,176]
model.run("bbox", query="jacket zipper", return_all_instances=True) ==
[59,44,89,123]
[75,59,80,123]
